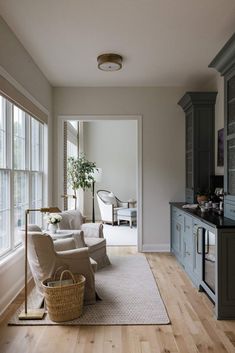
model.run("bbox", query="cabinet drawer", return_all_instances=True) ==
[172,207,184,224]
[224,202,235,221]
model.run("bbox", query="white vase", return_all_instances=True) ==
[48,223,58,234]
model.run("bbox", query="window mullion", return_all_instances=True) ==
[10,103,14,252]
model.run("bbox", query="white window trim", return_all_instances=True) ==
[0,97,46,262]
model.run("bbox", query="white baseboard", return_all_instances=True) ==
[142,243,170,252]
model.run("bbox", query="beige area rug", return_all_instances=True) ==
[9,255,170,326]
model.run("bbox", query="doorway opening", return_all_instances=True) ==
[57,115,142,251]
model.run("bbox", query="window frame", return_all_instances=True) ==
[0,95,45,259]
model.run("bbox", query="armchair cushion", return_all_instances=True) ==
[53,238,76,252]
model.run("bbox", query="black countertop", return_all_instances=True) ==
[170,202,235,229]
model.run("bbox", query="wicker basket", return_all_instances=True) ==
[42,270,86,322]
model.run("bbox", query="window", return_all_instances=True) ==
[0,94,44,258]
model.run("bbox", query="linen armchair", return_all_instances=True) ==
[27,231,97,304]
[58,209,110,269]
[96,190,129,225]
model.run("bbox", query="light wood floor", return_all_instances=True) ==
[0,247,235,353]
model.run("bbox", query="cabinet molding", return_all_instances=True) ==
[178,92,217,203]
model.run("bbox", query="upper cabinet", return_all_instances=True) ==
[178,92,217,203]
[209,33,235,219]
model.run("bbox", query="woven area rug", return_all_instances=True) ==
[9,255,170,326]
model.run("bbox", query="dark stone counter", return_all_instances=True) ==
[170,202,235,229]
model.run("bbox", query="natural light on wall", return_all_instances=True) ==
[0,95,44,258]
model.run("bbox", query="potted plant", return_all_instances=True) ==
[67,154,97,209]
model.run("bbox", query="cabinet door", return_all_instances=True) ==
[172,219,183,263]
[192,220,203,284]
[183,215,193,274]
[224,73,235,209]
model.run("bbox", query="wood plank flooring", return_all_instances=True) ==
[0,246,235,353]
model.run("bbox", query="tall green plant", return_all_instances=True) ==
[67,155,97,208]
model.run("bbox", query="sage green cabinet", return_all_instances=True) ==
[170,203,235,319]
[209,33,235,220]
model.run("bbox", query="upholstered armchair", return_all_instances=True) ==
[27,231,97,304]
[96,190,129,225]
[58,209,110,269]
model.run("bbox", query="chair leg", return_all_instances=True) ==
[130,218,132,228]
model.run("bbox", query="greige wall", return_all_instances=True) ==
[53,87,188,251]
[83,120,137,220]
[0,17,53,315]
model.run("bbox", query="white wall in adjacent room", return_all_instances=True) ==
[83,120,137,220]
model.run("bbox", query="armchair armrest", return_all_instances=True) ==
[72,230,86,248]
[81,223,104,238]
[56,246,89,258]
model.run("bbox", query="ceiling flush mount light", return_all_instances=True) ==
[97,53,123,71]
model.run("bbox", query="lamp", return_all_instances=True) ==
[91,168,102,223]
[19,207,57,320]
[97,53,123,71]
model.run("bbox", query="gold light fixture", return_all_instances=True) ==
[97,53,123,71]
[19,207,58,320]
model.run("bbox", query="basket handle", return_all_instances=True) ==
[59,270,76,286]
[53,266,68,280]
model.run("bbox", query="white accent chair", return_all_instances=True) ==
[96,190,129,226]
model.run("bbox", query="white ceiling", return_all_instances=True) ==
[0,0,235,87]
